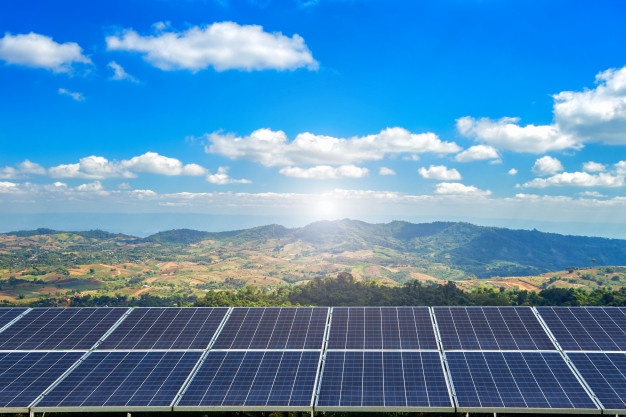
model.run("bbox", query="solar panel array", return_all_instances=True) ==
[2,306,626,414]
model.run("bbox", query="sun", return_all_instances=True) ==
[315,198,338,220]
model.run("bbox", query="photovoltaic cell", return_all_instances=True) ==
[434,306,555,350]
[0,308,128,350]
[537,307,626,351]
[0,352,83,409]
[447,351,598,411]
[177,351,319,409]
[35,351,201,409]
[98,307,228,350]
[212,307,327,350]
[326,307,437,350]
[0,308,27,331]
[316,351,452,410]
[568,352,626,412]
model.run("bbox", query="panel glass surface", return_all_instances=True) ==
[0,352,83,408]
[569,352,626,411]
[316,351,452,409]
[212,307,327,350]
[447,351,597,411]
[326,307,437,350]
[435,306,554,350]
[537,307,626,351]
[36,351,201,408]
[0,308,27,330]
[98,307,228,350]
[0,308,128,350]
[178,351,319,408]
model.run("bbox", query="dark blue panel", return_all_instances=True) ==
[98,307,227,350]
[447,351,597,410]
[0,308,128,350]
[435,307,554,350]
[212,307,327,349]
[326,307,437,350]
[177,351,319,407]
[569,352,626,411]
[0,352,83,408]
[538,307,626,351]
[37,351,201,408]
[316,351,452,408]
[0,308,27,330]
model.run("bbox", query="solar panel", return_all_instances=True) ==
[176,351,320,410]
[434,306,555,350]
[446,351,598,412]
[0,307,27,331]
[568,352,626,413]
[326,307,437,350]
[316,351,453,411]
[537,307,626,351]
[212,307,328,350]
[0,308,128,350]
[33,351,201,411]
[0,351,83,411]
[98,307,228,350]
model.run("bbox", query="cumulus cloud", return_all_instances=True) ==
[379,167,396,176]
[58,88,85,102]
[0,160,45,179]
[455,145,500,162]
[206,127,460,166]
[583,161,606,173]
[0,181,20,193]
[418,165,461,180]
[532,156,563,176]
[107,61,138,82]
[522,172,624,188]
[616,161,626,175]
[434,182,491,196]
[0,32,91,73]
[206,167,251,184]
[48,152,208,179]
[106,22,318,72]
[508,168,518,175]
[279,165,369,179]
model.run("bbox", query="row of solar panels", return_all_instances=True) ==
[1,306,626,414]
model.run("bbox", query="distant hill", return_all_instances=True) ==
[3,220,626,279]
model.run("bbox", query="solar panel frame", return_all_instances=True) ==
[0,351,84,413]
[0,307,28,334]
[315,350,455,412]
[32,350,203,412]
[568,352,626,414]
[446,351,600,414]
[537,306,626,351]
[212,307,329,350]
[175,350,321,412]
[326,307,438,350]
[434,306,556,351]
[0,307,129,351]
[97,307,229,350]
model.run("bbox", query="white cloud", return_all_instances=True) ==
[0,32,91,73]
[107,61,138,82]
[434,182,491,196]
[279,165,369,179]
[76,181,105,193]
[418,165,462,180]
[554,67,626,145]
[508,168,518,175]
[532,156,563,176]
[583,161,606,173]
[616,161,626,175]
[49,156,131,179]
[522,172,624,188]
[579,191,605,198]
[456,116,579,153]
[206,167,251,184]
[206,127,460,167]
[106,22,318,72]
[455,145,500,162]
[379,167,396,176]
[0,181,19,193]
[0,160,45,179]
[121,152,207,176]
[58,88,85,102]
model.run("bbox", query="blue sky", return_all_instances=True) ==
[1,0,626,237]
